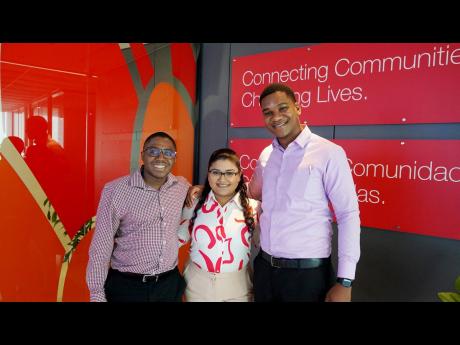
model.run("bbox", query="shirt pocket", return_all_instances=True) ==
[287,163,323,204]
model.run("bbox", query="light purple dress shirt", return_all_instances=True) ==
[248,126,361,279]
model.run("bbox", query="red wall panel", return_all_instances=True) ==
[230,138,460,240]
[231,43,460,127]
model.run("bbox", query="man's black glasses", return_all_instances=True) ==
[143,147,176,158]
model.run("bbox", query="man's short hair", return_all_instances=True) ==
[259,83,297,105]
[143,131,176,150]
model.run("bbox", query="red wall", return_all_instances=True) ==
[0,43,196,301]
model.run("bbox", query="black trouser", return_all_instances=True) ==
[104,267,186,302]
[253,253,335,302]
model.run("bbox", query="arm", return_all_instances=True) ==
[247,158,263,201]
[185,185,203,208]
[178,200,197,247]
[324,147,361,302]
[250,200,261,250]
[86,185,119,302]
[248,200,261,284]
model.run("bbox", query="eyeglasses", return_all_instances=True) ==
[142,147,176,158]
[208,169,239,179]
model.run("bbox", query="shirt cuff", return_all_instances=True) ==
[90,292,107,302]
[337,258,357,280]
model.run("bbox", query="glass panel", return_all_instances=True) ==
[0,43,197,301]
[52,91,64,147]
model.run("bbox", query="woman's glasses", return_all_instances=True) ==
[208,169,239,179]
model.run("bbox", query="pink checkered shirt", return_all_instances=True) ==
[86,168,190,302]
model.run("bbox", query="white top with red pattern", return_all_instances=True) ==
[179,191,260,273]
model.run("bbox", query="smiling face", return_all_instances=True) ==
[207,158,241,206]
[141,136,176,188]
[260,91,302,148]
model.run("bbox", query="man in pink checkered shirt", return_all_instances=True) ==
[86,132,190,302]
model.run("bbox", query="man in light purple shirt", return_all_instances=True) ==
[249,83,360,302]
[86,132,190,302]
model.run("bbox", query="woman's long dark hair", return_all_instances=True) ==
[189,148,255,235]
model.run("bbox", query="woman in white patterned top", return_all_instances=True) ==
[178,148,260,302]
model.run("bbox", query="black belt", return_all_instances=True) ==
[110,267,177,283]
[260,250,329,269]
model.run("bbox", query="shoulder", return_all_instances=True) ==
[311,134,346,158]
[98,175,131,206]
[173,175,191,188]
[171,175,191,197]
[103,175,130,193]
[258,143,274,162]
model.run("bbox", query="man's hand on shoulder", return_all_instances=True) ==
[185,185,204,207]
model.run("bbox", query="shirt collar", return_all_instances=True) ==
[129,166,178,190]
[272,125,312,151]
[207,190,243,210]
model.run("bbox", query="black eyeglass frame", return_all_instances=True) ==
[208,169,240,178]
[142,147,177,158]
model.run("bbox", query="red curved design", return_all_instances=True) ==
[215,225,226,241]
[201,200,218,214]
[194,224,216,249]
[215,257,222,273]
[198,250,215,272]
[222,238,234,264]
[241,226,249,248]
[215,228,222,242]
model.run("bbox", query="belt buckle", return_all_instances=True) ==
[270,255,280,268]
[142,274,159,283]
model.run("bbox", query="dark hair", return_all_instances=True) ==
[26,115,48,136]
[259,83,297,105]
[143,131,176,150]
[189,148,255,236]
[8,136,25,154]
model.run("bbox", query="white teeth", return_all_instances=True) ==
[273,122,286,128]
[154,165,166,169]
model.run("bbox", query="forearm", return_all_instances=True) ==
[178,205,195,247]
[86,238,113,302]
[336,210,361,279]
